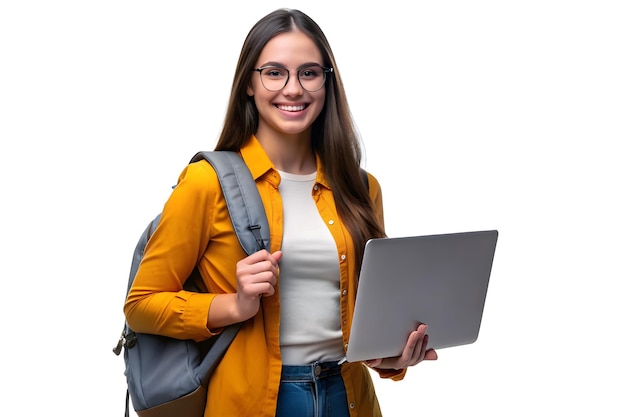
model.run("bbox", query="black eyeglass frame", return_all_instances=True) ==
[252,65,334,92]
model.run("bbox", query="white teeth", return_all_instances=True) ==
[278,105,305,111]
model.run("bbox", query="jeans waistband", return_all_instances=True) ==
[281,360,344,382]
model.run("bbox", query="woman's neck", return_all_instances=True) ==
[255,132,316,174]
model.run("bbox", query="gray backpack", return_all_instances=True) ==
[113,151,270,417]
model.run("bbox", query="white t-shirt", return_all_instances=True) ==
[277,170,344,365]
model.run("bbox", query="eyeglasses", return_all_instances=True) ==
[252,65,333,92]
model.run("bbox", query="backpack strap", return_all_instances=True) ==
[190,151,270,254]
[115,151,270,415]
[114,151,269,352]
[189,150,270,385]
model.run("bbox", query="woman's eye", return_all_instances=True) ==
[265,68,286,78]
[300,68,320,79]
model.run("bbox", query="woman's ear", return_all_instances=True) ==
[246,85,254,97]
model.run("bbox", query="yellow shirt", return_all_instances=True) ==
[124,136,405,417]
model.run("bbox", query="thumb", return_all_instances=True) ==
[272,250,283,263]
[365,359,382,368]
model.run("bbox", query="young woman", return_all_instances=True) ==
[124,8,437,417]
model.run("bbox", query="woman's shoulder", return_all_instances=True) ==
[362,169,382,194]
[174,158,221,196]
[179,158,219,180]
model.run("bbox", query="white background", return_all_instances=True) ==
[1,1,624,416]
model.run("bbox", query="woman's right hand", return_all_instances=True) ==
[235,249,282,320]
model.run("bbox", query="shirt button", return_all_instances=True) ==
[349,403,355,409]
[342,289,348,296]
[328,219,334,225]
[313,184,319,190]
[340,254,346,261]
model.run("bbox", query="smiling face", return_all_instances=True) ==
[247,30,326,141]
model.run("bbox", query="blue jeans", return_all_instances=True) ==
[275,361,350,417]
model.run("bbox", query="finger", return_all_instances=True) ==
[365,359,382,368]
[408,332,425,366]
[251,271,278,291]
[240,260,279,283]
[416,334,428,363]
[406,325,431,366]
[424,348,438,361]
[242,280,275,298]
[241,250,281,270]
[243,249,271,263]
[271,250,283,264]
[416,322,428,335]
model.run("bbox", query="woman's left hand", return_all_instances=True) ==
[364,323,438,369]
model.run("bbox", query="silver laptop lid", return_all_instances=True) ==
[346,230,498,363]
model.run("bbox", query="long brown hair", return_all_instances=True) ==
[215,8,385,275]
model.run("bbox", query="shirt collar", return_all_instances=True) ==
[314,154,331,189]
[240,135,331,189]
[240,135,275,181]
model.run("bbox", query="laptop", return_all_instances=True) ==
[345,230,498,363]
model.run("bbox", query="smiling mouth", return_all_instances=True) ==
[276,104,307,112]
